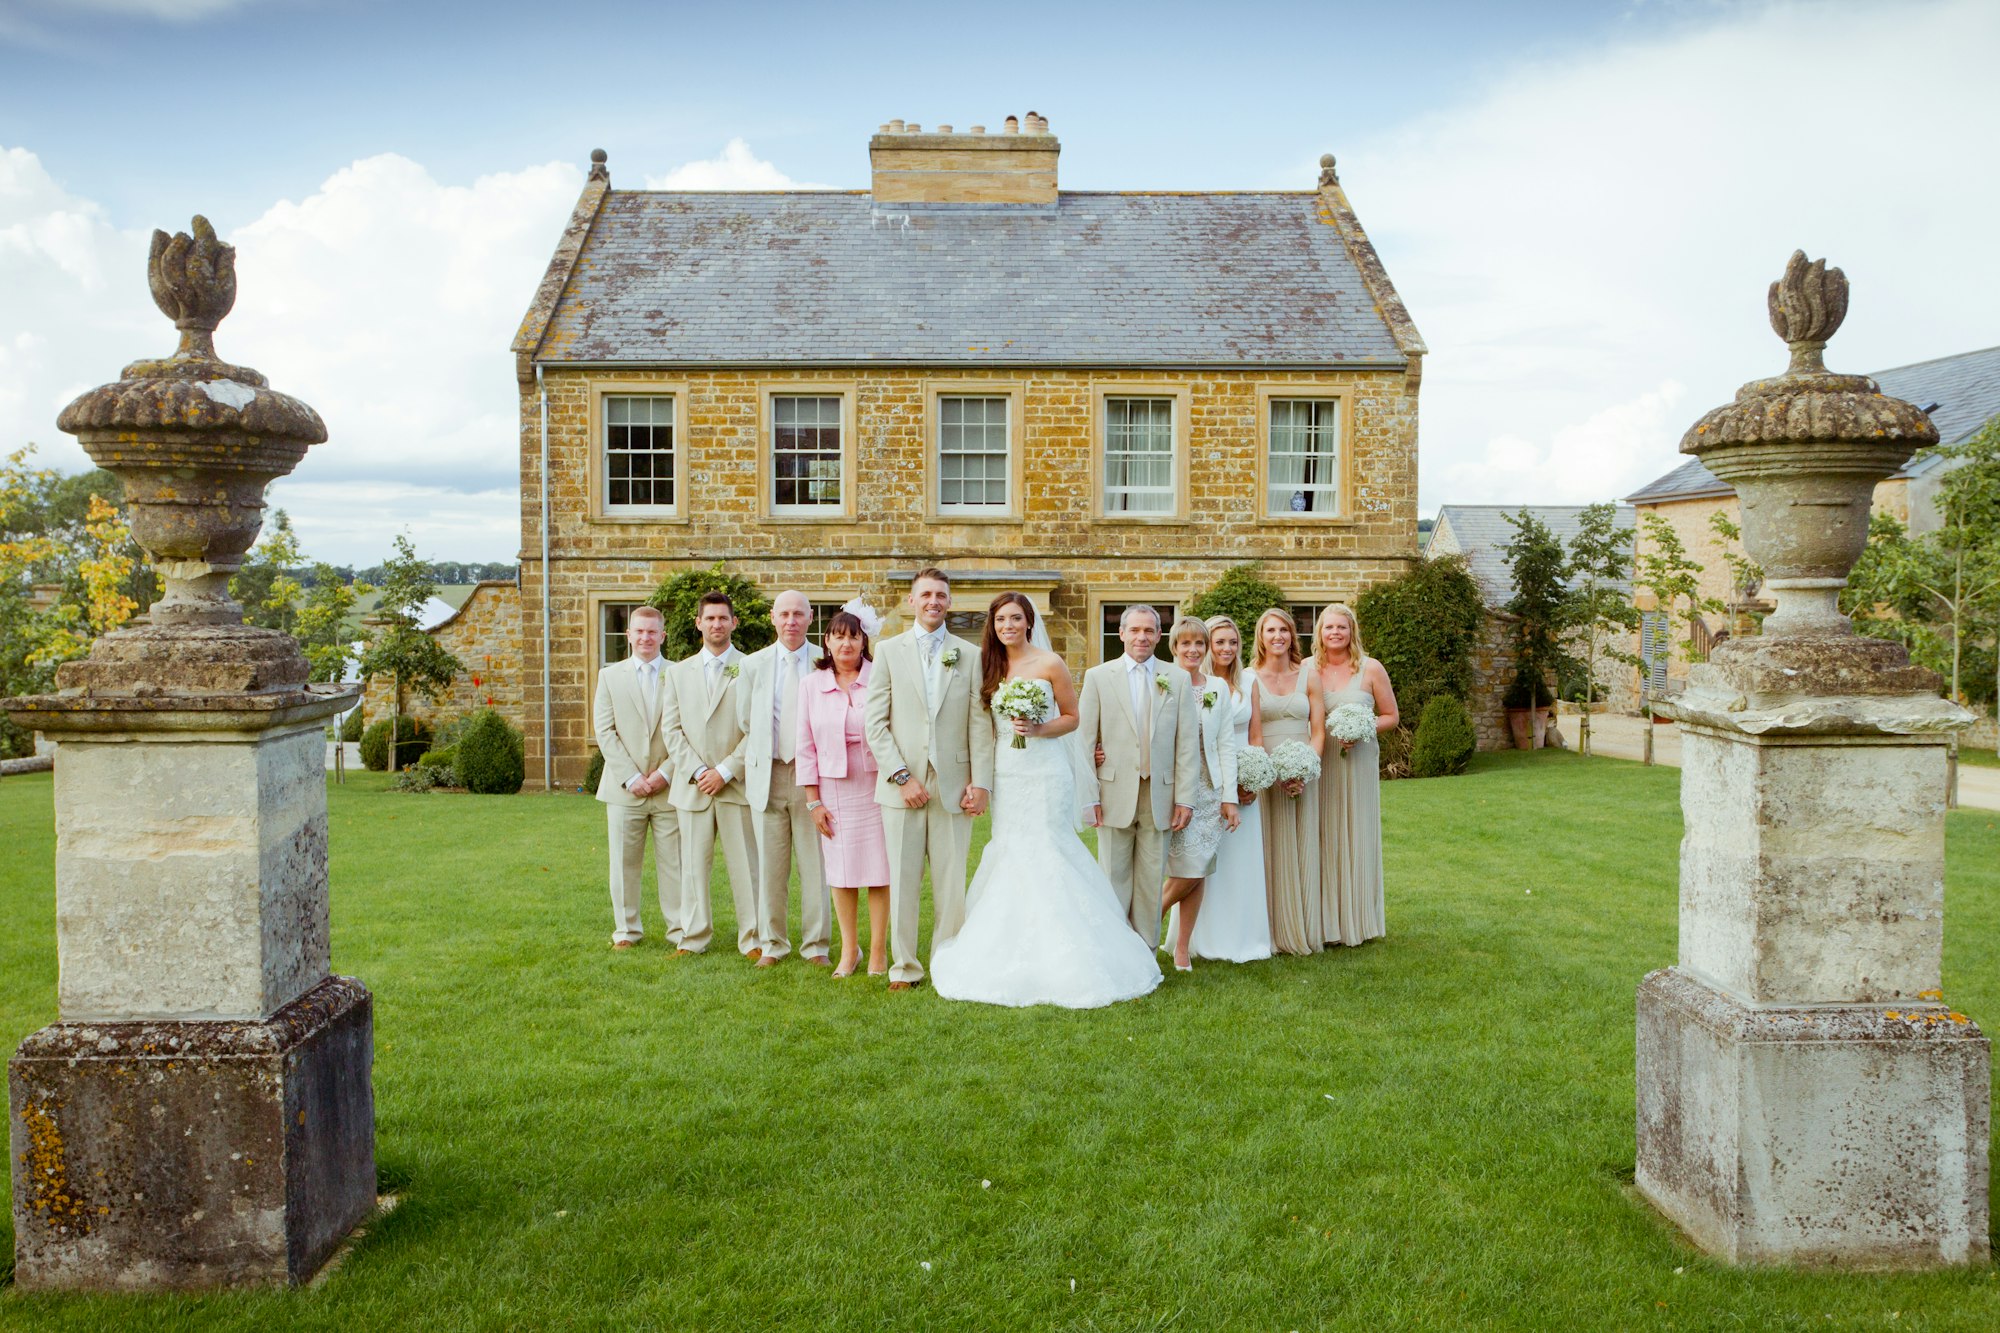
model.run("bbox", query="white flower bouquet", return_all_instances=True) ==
[1270,739,1322,789]
[992,678,1051,750]
[1234,744,1278,793]
[1328,701,1375,754]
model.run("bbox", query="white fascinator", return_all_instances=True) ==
[839,597,884,638]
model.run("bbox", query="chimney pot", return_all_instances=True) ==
[937,124,952,133]
[1004,115,1019,134]
[908,123,921,132]
[889,119,905,132]
[970,125,985,134]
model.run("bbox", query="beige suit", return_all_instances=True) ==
[660,645,760,955]
[594,654,682,945]
[737,640,829,961]
[1078,656,1201,939]
[863,627,996,984]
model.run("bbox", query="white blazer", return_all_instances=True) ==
[1191,676,1238,796]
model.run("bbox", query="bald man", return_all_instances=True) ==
[737,591,830,965]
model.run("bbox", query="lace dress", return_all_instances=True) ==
[930,679,1164,1009]
[1165,676,1226,878]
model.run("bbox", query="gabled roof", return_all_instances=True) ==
[1623,344,2000,504]
[1430,504,1636,605]
[525,190,1415,368]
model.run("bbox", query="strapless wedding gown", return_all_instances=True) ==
[931,679,1164,1009]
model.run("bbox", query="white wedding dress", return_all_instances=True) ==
[931,679,1164,1009]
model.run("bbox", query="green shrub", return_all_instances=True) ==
[339,707,365,742]
[418,745,457,772]
[360,715,431,771]
[1355,555,1484,730]
[584,748,605,794]
[648,563,773,660]
[1410,695,1477,778]
[393,763,451,793]
[454,708,525,795]
[1186,562,1288,633]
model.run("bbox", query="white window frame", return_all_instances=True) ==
[1090,383,1190,522]
[589,382,689,522]
[763,389,853,519]
[936,393,1013,513]
[1255,386,1352,524]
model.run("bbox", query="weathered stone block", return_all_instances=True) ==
[9,976,375,1290]
[1636,967,1989,1267]
[1678,724,1951,1006]
[51,718,331,1022]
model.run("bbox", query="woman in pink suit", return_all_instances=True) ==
[798,607,891,979]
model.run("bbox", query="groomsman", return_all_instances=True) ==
[1079,604,1200,941]
[864,567,995,991]
[660,590,760,959]
[592,604,681,950]
[737,591,830,968]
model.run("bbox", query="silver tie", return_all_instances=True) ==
[777,651,798,762]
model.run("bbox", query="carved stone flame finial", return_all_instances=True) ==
[148,216,237,364]
[1767,249,1848,375]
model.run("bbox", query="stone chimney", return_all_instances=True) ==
[870,112,1059,205]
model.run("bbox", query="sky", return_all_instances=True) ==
[2,0,1996,566]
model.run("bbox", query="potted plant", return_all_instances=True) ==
[1503,668,1540,750]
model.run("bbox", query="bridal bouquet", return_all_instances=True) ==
[1234,744,1278,793]
[1270,739,1322,789]
[993,678,1051,750]
[1328,702,1375,755]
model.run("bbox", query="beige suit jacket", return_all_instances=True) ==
[593,654,674,807]
[660,645,751,811]
[863,628,995,808]
[1077,657,1201,829]
[735,639,816,812]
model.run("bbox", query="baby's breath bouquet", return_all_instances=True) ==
[1270,739,1322,787]
[993,678,1051,750]
[1328,702,1375,754]
[1234,744,1278,793]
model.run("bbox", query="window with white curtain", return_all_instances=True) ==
[1103,397,1175,515]
[1267,398,1340,515]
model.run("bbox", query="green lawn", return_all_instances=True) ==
[2,753,1997,1331]
[1959,746,2000,771]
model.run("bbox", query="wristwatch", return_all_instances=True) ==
[889,768,912,786]
[807,799,825,812]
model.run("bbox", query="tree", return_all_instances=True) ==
[295,561,370,683]
[1186,562,1289,633]
[233,508,306,635]
[1500,509,1575,701]
[358,535,463,766]
[1633,513,1720,764]
[1707,510,1763,635]
[646,563,774,659]
[1565,502,1641,758]
[1354,555,1484,776]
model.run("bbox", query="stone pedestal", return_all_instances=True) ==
[9,977,375,1290]
[1635,640,1988,1266]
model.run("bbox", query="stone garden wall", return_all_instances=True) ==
[362,580,522,729]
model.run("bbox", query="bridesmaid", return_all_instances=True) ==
[1251,608,1325,956]
[798,609,890,978]
[1174,615,1273,963]
[1159,616,1240,972]
[1313,603,1398,947]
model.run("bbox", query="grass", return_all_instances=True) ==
[1,752,1997,1331]
[1958,746,2000,771]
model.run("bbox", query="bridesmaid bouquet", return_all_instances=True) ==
[1328,702,1375,755]
[993,678,1051,749]
[1234,744,1278,793]
[1270,740,1322,787]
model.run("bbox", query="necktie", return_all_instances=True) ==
[707,656,723,702]
[777,651,797,762]
[923,634,942,703]
[1138,664,1153,779]
[643,660,660,733]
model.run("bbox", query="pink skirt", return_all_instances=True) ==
[820,739,889,887]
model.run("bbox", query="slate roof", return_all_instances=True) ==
[1622,345,2000,502]
[533,191,1410,367]
[1430,505,1636,606]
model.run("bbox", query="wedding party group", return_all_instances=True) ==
[592,567,1398,1010]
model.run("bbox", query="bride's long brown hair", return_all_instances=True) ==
[979,592,1036,708]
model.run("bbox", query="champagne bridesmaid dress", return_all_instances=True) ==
[1257,673,1322,955]
[1320,676,1385,946]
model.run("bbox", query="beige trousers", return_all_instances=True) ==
[678,802,760,955]
[883,783,970,984]
[756,759,829,960]
[1096,775,1166,944]
[606,800,682,945]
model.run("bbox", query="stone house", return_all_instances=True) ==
[510,114,1427,789]
[1426,504,1636,748]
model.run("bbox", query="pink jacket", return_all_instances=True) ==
[795,659,877,785]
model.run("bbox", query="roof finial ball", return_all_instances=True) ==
[1319,153,1338,187]
[589,147,609,182]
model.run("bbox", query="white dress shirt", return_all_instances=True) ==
[696,646,735,782]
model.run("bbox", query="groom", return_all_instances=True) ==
[661,590,760,959]
[1079,604,1199,942]
[864,567,994,991]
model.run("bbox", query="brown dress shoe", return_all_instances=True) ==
[746,947,763,963]
[674,948,695,957]
[806,955,833,967]
[888,980,917,991]
[611,940,635,951]
[755,954,779,968]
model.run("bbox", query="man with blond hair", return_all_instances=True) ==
[592,604,681,950]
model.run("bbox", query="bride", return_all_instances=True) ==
[930,593,1164,1009]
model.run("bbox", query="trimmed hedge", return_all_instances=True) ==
[360,714,431,771]
[584,748,605,794]
[455,709,525,795]
[1355,555,1483,731]
[1410,695,1477,778]
[339,707,365,742]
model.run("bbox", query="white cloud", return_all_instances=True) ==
[1344,0,2000,513]
[642,138,827,190]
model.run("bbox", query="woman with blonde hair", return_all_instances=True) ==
[1313,602,1397,947]
[1158,616,1240,971]
[1250,607,1324,955]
